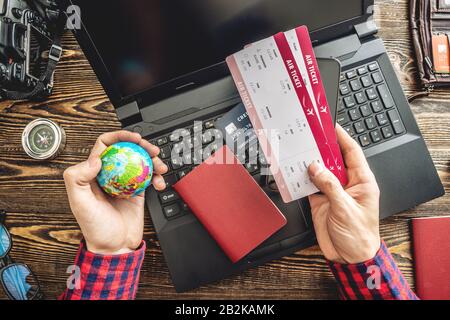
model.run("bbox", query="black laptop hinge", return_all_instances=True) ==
[116,101,140,121]
[354,20,379,40]
[115,101,143,127]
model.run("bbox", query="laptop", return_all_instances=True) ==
[65,0,444,292]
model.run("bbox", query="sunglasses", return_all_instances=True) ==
[0,210,43,300]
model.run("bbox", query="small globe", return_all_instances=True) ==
[97,142,153,198]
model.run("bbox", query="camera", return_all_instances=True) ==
[0,0,62,99]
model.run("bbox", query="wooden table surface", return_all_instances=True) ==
[0,0,449,300]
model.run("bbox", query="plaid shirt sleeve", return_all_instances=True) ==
[59,240,146,300]
[328,240,418,300]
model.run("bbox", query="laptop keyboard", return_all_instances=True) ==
[151,61,406,221]
[151,116,265,220]
[337,61,406,148]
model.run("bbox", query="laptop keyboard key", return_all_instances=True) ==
[382,126,394,139]
[156,137,168,146]
[182,153,193,166]
[181,201,189,210]
[191,135,202,147]
[361,75,372,88]
[350,79,362,92]
[355,92,367,104]
[357,66,368,75]
[359,134,371,147]
[177,168,191,179]
[203,148,213,159]
[346,70,357,79]
[192,150,202,165]
[354,121,365,134]
[164,174,178,188]
[248,143,259,159]
[387,110,405,134]
[169,133,178,143]
[193,123,203,133]
[371,100,383,113]
[372,72,383,84]
[245,163,259,174]
[204,120,215,129]
[159,190,180,204]
[160,146,171,159]
[365,117,376,130]
[344,96,356,108]
[163,204,181,219]
[376,113,389,126]
[340,83,351,95]
[337,112,350,126]
[349,108,361,121]
[366,88,377,100]
[343,125,355,137]
[259,154,269,166]
[360,104,372,117]
[171,157,183,170]
[368,62,379,72]
[202,132,213,144]
[377,84,395,109]
[370,130,382,143]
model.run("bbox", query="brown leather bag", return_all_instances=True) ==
[410,0,450,99]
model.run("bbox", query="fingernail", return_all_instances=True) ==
[153,176,165,189]
[309,161,324,178]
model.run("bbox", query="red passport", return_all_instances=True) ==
[412,216,450,300]
[174,145,287,263]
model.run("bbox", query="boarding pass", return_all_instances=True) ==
[226,26,347,202]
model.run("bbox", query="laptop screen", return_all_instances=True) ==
[73,0,364,99]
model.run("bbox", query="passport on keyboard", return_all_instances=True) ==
[173,145,287,263]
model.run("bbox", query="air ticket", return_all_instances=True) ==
[226,26,347,202]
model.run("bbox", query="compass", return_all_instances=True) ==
[22,119,66,160]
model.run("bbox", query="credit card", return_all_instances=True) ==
[215,103,258,162]
[226,26,346,202]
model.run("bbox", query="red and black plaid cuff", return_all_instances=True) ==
[60,240,146,300]
[328,241,418,300]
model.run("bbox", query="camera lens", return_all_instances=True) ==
[12,8,23,19]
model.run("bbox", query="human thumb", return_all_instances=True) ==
[308,161,345,201]
[63,156,102,187]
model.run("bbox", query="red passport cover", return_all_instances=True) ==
[173,145,287,263]
[412,216,450,300]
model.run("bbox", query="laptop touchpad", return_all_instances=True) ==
[259,187,310,247]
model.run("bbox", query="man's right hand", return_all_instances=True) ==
[308,125,381,264]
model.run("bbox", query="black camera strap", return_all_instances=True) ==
[0,7,65,101]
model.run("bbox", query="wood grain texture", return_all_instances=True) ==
[0,0,449,300]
